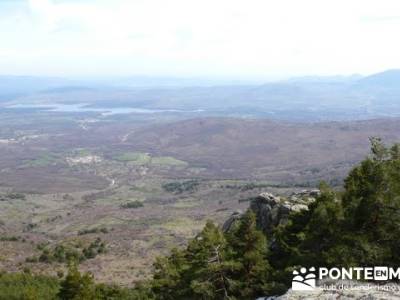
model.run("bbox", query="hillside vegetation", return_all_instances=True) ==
[2,138,400,299]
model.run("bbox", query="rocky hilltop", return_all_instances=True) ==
[226,190,400,300]
[223,189,319,234]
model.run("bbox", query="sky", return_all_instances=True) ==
[1,0,400,79]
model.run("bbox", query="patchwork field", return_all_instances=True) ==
[1,109,400,284]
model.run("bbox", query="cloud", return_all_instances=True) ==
[361,15,400,23]
[0,0,400,78]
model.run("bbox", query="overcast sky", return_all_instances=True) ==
[1,0,400,79]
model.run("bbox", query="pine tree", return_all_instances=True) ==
[341,139,400,266]
[226,211,272,299]
[186,221,233,300]
[151,248,189,299]
[58,263,96,300]
[151,221,235,300]
[301,182,344,266]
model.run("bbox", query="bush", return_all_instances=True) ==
[28,239,106,265]
[78,227,109,235]
[0,272,59,300]
[121,200,144,209]
[0,236,20,242]
[82,238,106,259]
[162,180,199,194]
[0,268,150,300]
[2,193,26,201]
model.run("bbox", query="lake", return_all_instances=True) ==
[3,103,204,115]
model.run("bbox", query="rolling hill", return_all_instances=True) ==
[125,117,400,184]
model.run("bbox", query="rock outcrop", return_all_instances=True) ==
[223,190,319,234]
[221,210,243,232]
[252,190,319,234]
[261,280,400,299]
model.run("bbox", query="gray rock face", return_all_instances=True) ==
[263,280,400,299]
[221,210,243,232]
[222,190,319,234]
[250,190,318,235]
[250,193,288,234]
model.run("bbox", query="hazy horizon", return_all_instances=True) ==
[0,71,368,82]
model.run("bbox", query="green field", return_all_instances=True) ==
[23,153,59,167]
[114,152,151,165]
[114,152,187,167]
[150,156,188,166]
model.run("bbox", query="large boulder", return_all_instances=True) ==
[252,190,319,234]
[223,190,319,234]
[250,192,289,235]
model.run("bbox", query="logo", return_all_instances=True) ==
[291,266,400,292]
[374,267,389,280]
[292,267,316,291]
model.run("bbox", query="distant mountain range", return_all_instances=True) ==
[1,69,399,91]
[1,70,400,121]
[356,69,400,88]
